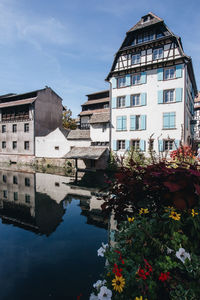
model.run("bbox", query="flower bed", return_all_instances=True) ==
[90,160,200,299]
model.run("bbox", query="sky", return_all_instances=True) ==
[0,0,200,116]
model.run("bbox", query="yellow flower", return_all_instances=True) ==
[128,217,135,222]
[112,275,125,293]
[107,272,111,276]
[165,206,174,212]
[191,209,198,217]
[169,211,181,221]
[135,296,147,300]
[139,208,149,215]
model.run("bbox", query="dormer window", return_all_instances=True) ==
[142,15,151,23]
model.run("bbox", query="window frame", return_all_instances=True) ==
[2,141,6,149]
[131,139,140,150]
[12,141,17,150]
[24,141,30,150]
[132,94,141,106]
[24,123,29,132]
[117,76,126,88]
[131,53,141,65]
[132,73,141,85]
[12,124,17,133]
[25,177,30,187]
[164,67,175,80]
[117,140,126,150]
[164,139,174,151]
[117,96,126,108]
[163,112,176,129]
[163,89,175,103]
[2,125,6,133]
[13,176,18,184]
[153,47,163,60]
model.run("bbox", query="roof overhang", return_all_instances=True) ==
[0,97,37,109]
[64,147,108,160]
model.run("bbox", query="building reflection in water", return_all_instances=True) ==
[0,169,108,236]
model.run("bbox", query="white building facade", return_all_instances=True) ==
[106,12,197,156]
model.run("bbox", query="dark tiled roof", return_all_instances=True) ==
[0,97,37,108]
[127,12,163,33]
[59,127,70,138]
[90,112,110,124]
[79,108,109,116]
[64,147,108,160]
[67,129,90,140]
[82,97,110,106]
[86,90,109,97]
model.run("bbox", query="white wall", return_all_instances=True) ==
[90,123,109,142]
[111,67,185,155]
[36,128,91,158]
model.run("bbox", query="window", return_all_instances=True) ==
[130,115,146,130]
[2,175,7,183]
[117,77,126,88]
[117,140,125,150]
[116,116,127,131]
[102,123,107,132]
[25,194,30,203]
[103,104,109,108]
[132,74,141,85]
[25,177,30,187]
[117,96,126,108]
[131,140,140,150]
[24,123,29,132]
[132,94,140,106]
[2,141,6,149]
[164,90,175,103]
[153,48,163,60]
[12,141,17,150]
[13,176,18,184]
[14,192,18,201]
[163,112,176,129]
[24,141,29,150]
[148,139,154,151]
[2,125,6,133]
[156,32,164,39]
[137,31,154,44]
[3,190,7,199]
[164,68,175,80]
[132,54,140,64]
[135,115,140,130]
[12,124,17,133]
[164,140,174,151]
[55,146,59,150]
[55,182,60,187]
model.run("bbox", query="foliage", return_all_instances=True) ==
[90,159,200,299]
[102,160,200,221]
[62,107,77,129]
[170,145,196,164]
[124,147,147,168]
[107,151,118,171]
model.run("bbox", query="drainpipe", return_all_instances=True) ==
[109,80,112,152]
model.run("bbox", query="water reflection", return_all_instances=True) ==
[0,168,108,300]
[0,169,108,236]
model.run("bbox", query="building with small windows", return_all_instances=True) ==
[0,87,63,163]
[194,92,200,147]
[106,12,197,155]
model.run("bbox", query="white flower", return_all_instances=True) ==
[97,243,108,257]
[176,247,191,264]
[93,280,106,289]
[98,286,112,300]
[167,247,173,254]
[89,293,98,300]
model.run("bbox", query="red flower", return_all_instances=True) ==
[159,272,170,282]
[113,263,123,277]
[137,260,153,280]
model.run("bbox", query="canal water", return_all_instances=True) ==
[0,168,108,300]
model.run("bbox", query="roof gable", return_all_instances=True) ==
[127,12,163,33]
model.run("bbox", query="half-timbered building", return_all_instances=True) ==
[106,12,197,155]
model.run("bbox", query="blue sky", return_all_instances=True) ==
[0,0,200,116]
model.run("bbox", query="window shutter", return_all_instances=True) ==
[130,115,136,130]
[141,72,147,84]
[176,65,182,78]
[170,112,175,128]
[111,77,117,89]
[112,97,117,108]
[176,88,183,102]
[125,95,131,107]
[126,74,131,86]
[122,116,127,130]
[174,139,180,149]
[140,140,146,152]
[141,93,147,106]
[157,68,163,81]
[158,140,163,152]
[158,90,163,104]
[125,140,130,150]
[141,115,146,130]
[117,117,122,130]
[163,113,170,128]
[113,140,117,151]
